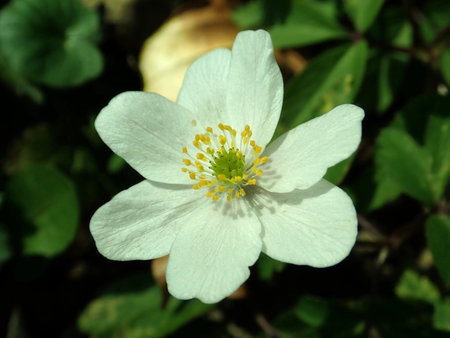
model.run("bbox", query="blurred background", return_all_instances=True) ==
[0,0,449,337]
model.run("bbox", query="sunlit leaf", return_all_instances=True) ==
[434,298,450,332]
[0,0,103,87]
[395,269,440,305]
[426,215,450,283]
[6,164,79,257]
[344,0,386,33]
[282,40,368,128]
[78,274,212,337]
[425,110,450,198]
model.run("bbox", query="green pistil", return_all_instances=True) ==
[210,148,245,181]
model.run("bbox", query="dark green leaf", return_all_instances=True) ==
[395,269,440,305]
[6,164,79,257]
[78,275,212,337]
[441,48,450,86]
[295,296,329,327]
[282,41,368,128]
[323,154,354,185]
[375,128,436,205]
[426,215,450,283]
[0,225,12,265]
[344,0,386,33]
[0,46,43,102]
[419,0,450,43]
[257,252,285,280]
[368,5,413,47]
[232,0,348,48]
[0,0,103,87]
[355,52,408,114]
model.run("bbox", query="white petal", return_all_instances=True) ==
[258,180,358,267]
[259,104,364,192]
[225,30,283,148]
[166,199,262,303]
[177,48,232,128]
[95,91,200,184]
[90,180,201,260]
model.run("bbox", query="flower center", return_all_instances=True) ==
[181,123,268,201]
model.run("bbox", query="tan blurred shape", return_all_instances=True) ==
[139,1,239,101]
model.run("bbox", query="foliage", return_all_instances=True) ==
[1,0,450,336]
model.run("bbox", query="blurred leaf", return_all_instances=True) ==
[434,298,450,332]
[282,40,368,128]
[441,48,450,86]
[257,252,285,280]
[395,269,440,305]
[419,0,450,43]
[323,154,354,185]
[231,0,264,29]
[426,215,450,283]
[0,224,12,266]
[350,165,402,212]
[6,164,79,257]
[78,274,212,338]
[0,0,103,88]
[368,5,413,48]
[375,128,436,205]
[107,154,127,174]
[232,0,348,48]
[355,52,408,114]
[295,296,329,327]
[0,46,43,102]
[425,110,450,194]
[344,0,385,33]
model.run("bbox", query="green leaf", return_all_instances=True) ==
[441,48,450,86]
[350,165,402,212]
[375,128,436,205]
[0,0,103,87]
[257,252,285,280]
[355,52,408,114]
[295,296,329,328]
[390,95,450,201]
[344,0,386,33]
[425,111,450,197]
[368,5,413,48]
[0,224,12,266]
[395,269,440,305]
[6,164,79,257]
[232,0,348,48]
[419,0,450,43]
[426,215,450,283]
[323,154,354,185]
[78,275,212,337]
[282,40,367,128]
[0,45,43,102]
[434,298,450,332]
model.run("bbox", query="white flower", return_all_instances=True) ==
[90,30,364,304]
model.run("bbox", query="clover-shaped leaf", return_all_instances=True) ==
[0,0,103,88]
